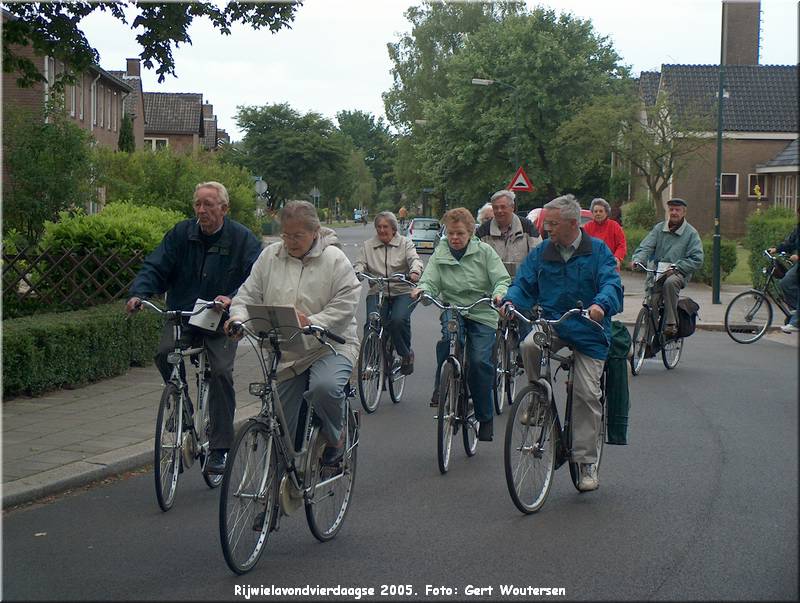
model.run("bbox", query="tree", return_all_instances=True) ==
[336,109,396,206]
[118,113,135,152]
[557,90,713,209]
[2,2,300,89]
[2,107,94,243]
[233,103,351,208]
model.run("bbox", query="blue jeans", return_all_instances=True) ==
[365,293,415,357]
[779,262,799,326]
[434,311,496,424]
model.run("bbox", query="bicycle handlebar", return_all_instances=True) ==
[415,292,494,313]
[227,320,346,345]
[763,249,789,261]
[498,301,604,333]
[632,261,677,274]
[355,271,416,287]
[135,298,222,318]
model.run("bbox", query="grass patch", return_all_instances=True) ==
[723,244,752,286]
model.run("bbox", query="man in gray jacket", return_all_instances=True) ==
[631,198,704,337]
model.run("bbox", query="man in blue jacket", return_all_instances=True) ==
[499,194,622,492]
[126,182,262,474]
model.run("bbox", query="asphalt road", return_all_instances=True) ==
[3,226,798,601]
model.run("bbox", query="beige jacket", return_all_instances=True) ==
[352,233,424,296]
[476,214,542,269]
[230,229,361,381]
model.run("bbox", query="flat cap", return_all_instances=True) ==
[667,198,687,207]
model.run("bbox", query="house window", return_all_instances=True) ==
[721,173,738,197]
[748,174,767,198]
[107,91,112,130]
[112,92,118,131]
[144,138,169,150]
[98,85,104,127]
[774,174,798,212]
[78,75,84,120]
[69,82,76,117]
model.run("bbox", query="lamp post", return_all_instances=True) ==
[712,3,729,305]
[471,77,521,170]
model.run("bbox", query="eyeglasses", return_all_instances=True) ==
[542,220,562,228]
[281,232,311,242]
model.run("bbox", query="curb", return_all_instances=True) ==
[617,320,782,334]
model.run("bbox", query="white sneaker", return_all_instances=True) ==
[578,463,599,492]
[780,324,799,334]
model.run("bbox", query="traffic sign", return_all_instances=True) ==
[508,167,534,192]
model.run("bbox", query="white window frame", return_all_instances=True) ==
[78,74,84,120]
[69,81,76,117]
[112,91,118,132]
[144,137,169,151]
[107,91,112,130]
[721,173,739,197]
[747,173,767,198]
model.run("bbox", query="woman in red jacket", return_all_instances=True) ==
[584,198,627,271]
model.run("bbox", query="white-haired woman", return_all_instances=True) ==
[226,201,360,465]
[353,211,423,374]
[477,202,494,225]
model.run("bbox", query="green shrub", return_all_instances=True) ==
[624,228,648,264]
[2,301,161,397]
[745,206,797,286]
[622,200,659,230]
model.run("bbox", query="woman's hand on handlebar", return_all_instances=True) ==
[410,288,422,300]
[296,310,311,327]
[224,318,244,341]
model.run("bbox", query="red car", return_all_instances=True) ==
[527,207,593,237]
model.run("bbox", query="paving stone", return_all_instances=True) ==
[28,449,91,465]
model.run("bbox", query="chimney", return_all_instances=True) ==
[126,58,141,76]
[722,1,761,65]
[203,101,214,119]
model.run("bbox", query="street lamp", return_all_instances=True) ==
[471,76,521,169]
[712,3,729,305]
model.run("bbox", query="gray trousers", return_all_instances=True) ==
[520,332,605,464]
[276,353,353,448]
[156,325,238,450]
[651,273,685,327]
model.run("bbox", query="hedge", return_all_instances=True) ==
[623,227,737,285]
[745,207,796,287]
[2,301,161,398]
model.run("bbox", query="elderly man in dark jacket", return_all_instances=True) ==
[770,208,800,333]
[126,181,262,473]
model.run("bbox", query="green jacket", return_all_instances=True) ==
[417,237,511,328]
[632,219,704,282]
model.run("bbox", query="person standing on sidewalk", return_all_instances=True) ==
[126,181,262,474]
[630,198,704,338]
[769,208,800,333]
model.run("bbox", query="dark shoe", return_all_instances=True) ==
[400,352,415,375]
[205,449,227,475]
[478,420,493,442]
[663,324,678,339]
[430,388,439,407]
[321,430,346,466]
[253,510,266,532]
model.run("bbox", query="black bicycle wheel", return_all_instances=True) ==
[437,362,457,474]
[630,308,650,376]
[219,421,278,574]
[357,330,383,413]
[492,335,507,415]
[462,395,478,457]
[661,336,684,369]
[504,383,555,514]
[306,405,359,542]
[386,338,406,403]
[506,330,520,408]
[725,290,773,344]
[154,383,182,512]
[199,386,223,488]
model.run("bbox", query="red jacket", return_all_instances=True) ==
[584,218,627,268]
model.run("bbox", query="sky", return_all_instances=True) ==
[78,0,799,142]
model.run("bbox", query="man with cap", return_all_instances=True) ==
[630,198,704,337]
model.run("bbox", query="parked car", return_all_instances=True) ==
[527,207,593,238]
[408,217,441,253]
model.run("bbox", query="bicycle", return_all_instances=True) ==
[355,272,415,412]
[630,262,684,374]
[134,299,225,512]
[219,321,359,574]
[492,312,525,415]
[725,250,794,343]
[417,293,495,474]
[501,303,607,514]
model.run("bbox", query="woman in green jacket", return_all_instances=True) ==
[411,208,510,441]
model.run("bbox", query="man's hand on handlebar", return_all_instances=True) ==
[409,272,420,283]
[410,288,422,300]
[213,295,232,312]
[587,304,605,323]
[126,297,142,315]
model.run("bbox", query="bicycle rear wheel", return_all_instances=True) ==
[306,405,359,542]
[219,421,278,575]
[724,290,773,344]
[504,384,555,514]
[357,330,383,413]
[492,335,508,415]
[386,339,406,403]
[630,308,650,376]
[437,362,458,474]
[661,336,684,369]
[154,383,182,512]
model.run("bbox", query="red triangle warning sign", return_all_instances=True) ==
[507,167,534,192]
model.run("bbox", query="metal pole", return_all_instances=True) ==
[712,3,727,304]
[513,92,520,170]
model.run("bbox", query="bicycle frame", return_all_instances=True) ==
[758,251,793,319]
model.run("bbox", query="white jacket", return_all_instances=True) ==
[353,233,424,296]
[230,229,361,381]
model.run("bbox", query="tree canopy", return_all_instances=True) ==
[1,2,300,88]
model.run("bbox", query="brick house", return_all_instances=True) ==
[108,59,147,150]
[629,1,798,237]
[143,92,208,153]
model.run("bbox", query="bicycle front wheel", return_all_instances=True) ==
[462,396,478,457]
[437,362,458,474]
[661,336,684,369]
[630,308,650,376]
[386,339,406,403]
[154,384,182,512]
[492,335,508,415]
[357,330,384,413]
[725,290,773,344]
[504,384,555,514]
[219,421,278,575]
[306,405,359,542]
[199,387,223,489]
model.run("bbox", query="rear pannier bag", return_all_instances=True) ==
[676,297,700,338]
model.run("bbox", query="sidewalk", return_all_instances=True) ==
[2,274,795,508]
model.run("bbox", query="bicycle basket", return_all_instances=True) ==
[772,258,788,279]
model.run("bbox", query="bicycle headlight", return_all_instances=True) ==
[533,331,548,347]
[249,382,267,397]
[447,320,459,333]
